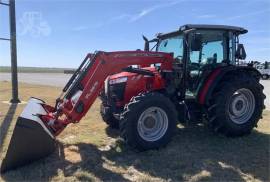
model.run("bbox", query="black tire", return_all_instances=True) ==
[100,103,119,129]
[206,73,265,136]
[120,92,177,151]
[261,74,269,80]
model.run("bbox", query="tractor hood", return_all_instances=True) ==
[109,67,157,80]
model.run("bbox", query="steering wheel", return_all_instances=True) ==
[175,55,183,61]
[189,62,200,71]
[175,55,183,59]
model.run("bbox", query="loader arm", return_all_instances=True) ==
[44,51,173,135]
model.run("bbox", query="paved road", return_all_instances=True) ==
[0,73,71,87]
[0,73,269,110]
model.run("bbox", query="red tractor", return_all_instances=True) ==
[1,24,265,173]
[99,24,265,150]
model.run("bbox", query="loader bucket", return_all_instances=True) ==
[0,98,56,173]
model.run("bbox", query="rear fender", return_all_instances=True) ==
[198,66,261,105]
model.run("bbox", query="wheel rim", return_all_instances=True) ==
[137,107,168,142]
[228,88,255,124]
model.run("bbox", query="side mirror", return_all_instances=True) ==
[143,35,149,51]
[190,33,202,51]
[235,44,246,60]
[265,61,269,69]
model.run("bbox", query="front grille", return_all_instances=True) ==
[109,82,126,101]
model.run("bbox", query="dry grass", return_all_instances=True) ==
[0,81,269,182]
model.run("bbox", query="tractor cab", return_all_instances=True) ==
[154,24,248,98]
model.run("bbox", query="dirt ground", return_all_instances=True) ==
[0,81,269,182]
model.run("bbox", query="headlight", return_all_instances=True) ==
[109,77,128,85]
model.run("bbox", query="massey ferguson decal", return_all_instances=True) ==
[113,53,164,58]
[85,81,99,99]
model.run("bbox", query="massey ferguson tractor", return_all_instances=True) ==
[1,24,265,173]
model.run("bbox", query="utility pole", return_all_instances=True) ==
[0,0,20,103]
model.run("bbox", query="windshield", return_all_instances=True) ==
[157,35,183,59]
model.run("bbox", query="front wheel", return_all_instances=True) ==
[120,93,177,151]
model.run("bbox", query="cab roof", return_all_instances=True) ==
[157,24,248,39]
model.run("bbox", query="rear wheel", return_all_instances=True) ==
[120,92,177,151]
[206,73,265,136]
[100,103,119,129]
[261,74,269,80]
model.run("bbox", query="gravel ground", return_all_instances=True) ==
[0,73,269,110]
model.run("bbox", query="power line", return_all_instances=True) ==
[0,2,9,6]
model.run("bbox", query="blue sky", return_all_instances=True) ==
[0,0,269,68]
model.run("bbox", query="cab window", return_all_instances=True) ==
[189,31,228,64]
[157,35,183,59]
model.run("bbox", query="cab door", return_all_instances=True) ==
[186,30,234,98]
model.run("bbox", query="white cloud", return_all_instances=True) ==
[129,0,183,22]
[111,14,131,21]
[74,0,184,30]
[91,14,131,29]
[129,5,160,22]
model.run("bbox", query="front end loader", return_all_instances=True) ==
[1,51,173,173]
[1,24,265,173]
